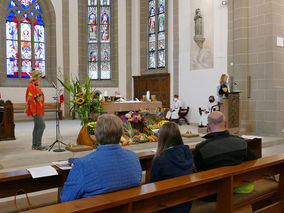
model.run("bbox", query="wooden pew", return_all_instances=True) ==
[189,137,262,158]
[0,138,261,200]
[24,153,284,213]
[0,151,155,200]
[255,200,284,213]
[13,103,63,120]
[245,137,262,158]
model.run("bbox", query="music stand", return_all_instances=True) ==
[49,83,66,152]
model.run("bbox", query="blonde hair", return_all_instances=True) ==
[219,74,229,84]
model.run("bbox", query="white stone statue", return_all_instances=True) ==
[194,8,203,36]
[194,8,205,49]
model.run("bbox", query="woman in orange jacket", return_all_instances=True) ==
[25,70,46,150]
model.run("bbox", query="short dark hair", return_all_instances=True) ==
[156,122,183,156]
[94,114,123,145]
[174,94,179,98]
[209,96,215,102]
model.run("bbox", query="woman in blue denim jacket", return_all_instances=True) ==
[60,114,142,202]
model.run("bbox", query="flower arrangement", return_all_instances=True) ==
[121,111,144,124]
[119,111,159,146]
[86,121,99,149]
[58,77,104,126]
[86,121,96,135]
[121,111,144,137]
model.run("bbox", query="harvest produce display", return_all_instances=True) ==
[119,110,167,146]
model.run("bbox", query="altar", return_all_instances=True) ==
[102,101,162,114]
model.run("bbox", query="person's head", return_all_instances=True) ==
[94,114,123,145]
[209,96,215,103]
[174,94,179,101]
[219,74,229,84]
[196,8,200,14]
[30,70,43,83]
[156,122,184,156]
[207,111,226,133]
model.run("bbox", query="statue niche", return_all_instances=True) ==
[194,8,205,49]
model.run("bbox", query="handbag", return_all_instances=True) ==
[14,189,33,212]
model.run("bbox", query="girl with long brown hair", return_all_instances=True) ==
[150,122,194,213]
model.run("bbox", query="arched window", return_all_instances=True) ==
[87,0,111,80]
[6,0,45,78]
[148,0,166,69]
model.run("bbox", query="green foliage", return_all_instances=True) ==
[58,77,104,126]
[123,121,133,137]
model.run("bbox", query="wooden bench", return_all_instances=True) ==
[0,151,155,201]
[189,137,262,159]
[255,200,284,213]
[0,138,261,201]
[0,100,15,140]
[13,103,63,120]
[24,153,284,213]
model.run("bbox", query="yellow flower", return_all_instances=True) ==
[100,99,105,105]
[76,98,85,104]
[77,92,85,98]
[87,121,96,127]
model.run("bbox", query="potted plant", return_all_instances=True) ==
[58,77,103,148]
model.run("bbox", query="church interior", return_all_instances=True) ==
[1,0,284,212]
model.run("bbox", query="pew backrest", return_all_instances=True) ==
[13,103,63,120]
[254,200,284,213]
[24,153,284,213]
[0,138,261,200]
[0,151,155,199]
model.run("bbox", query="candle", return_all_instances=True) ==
[104,91,108,97]
[146,91,150,100]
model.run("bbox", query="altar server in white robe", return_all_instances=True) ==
[199,96,217,127]
[166,94,182,121]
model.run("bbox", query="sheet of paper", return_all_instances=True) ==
[241,135,263,139]
[27,166,58,179]
[52,161,72,170]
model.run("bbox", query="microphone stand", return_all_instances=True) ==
[49,83,66,152]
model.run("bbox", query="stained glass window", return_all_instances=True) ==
[148,0,166,69]
[6,0,45,78]
[88,0,111,80]
[6,11,18,77]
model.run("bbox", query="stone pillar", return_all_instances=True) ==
[229,0,284,136]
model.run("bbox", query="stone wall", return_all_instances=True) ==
[228,0,284,136]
